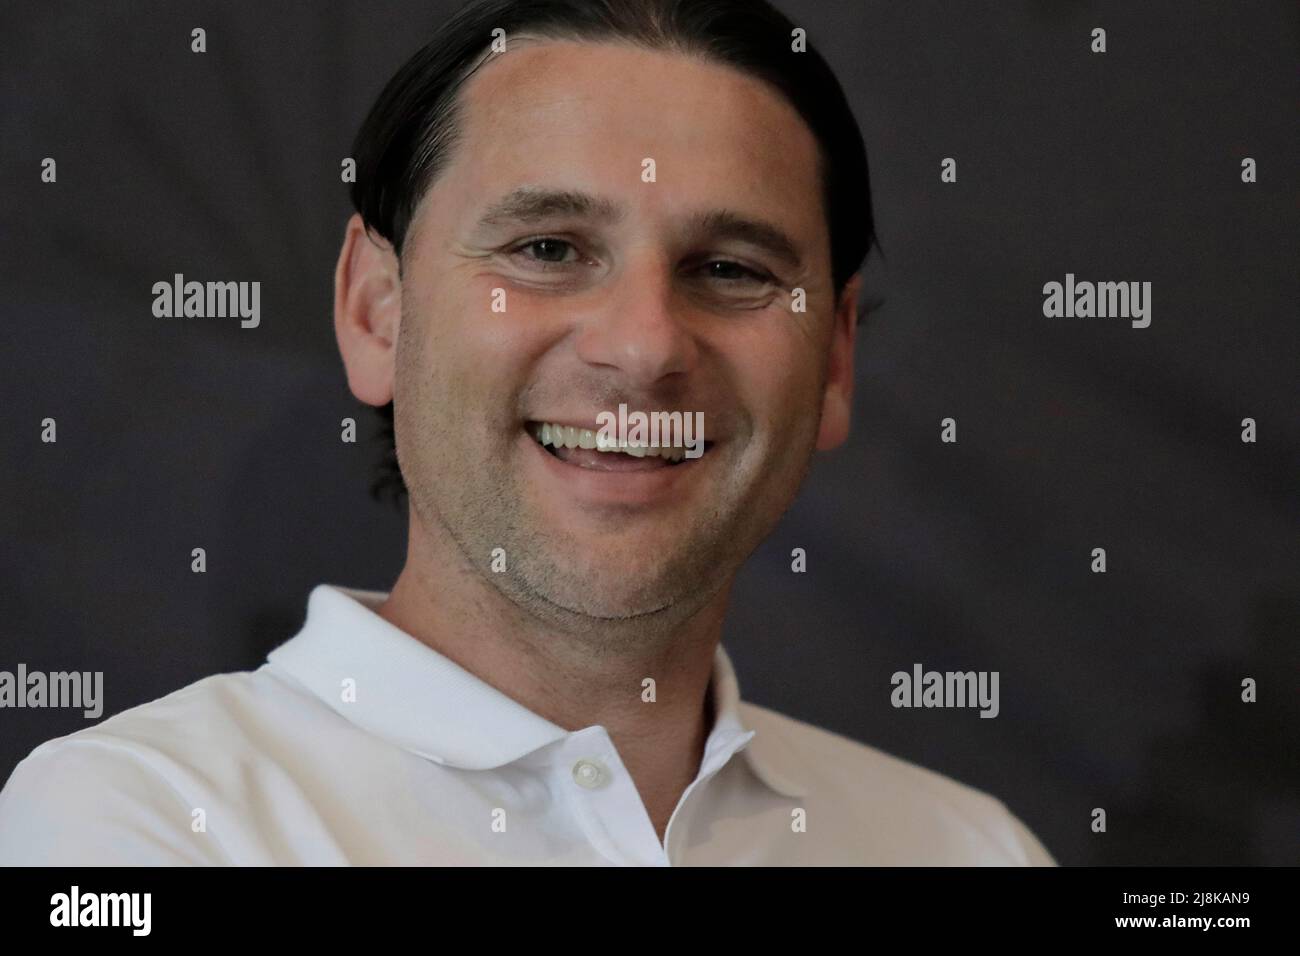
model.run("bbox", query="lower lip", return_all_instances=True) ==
[521,430,707,506]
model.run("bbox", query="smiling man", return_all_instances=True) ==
[0,0,1054,866]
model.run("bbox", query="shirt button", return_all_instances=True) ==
[572,758,608,789]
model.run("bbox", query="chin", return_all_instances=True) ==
[523,562,685,621]
[568,579,678,620]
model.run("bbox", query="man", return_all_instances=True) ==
[0,0,1054,865]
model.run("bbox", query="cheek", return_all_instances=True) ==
[457,270,562,348]
[735,329,825,429]
[412,275,557,429]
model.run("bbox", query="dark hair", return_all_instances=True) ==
[349,0,877,506]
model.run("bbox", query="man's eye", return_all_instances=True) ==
[699,260,774,284]
[510,238,577,266]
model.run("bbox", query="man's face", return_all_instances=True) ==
[390,40,852,629]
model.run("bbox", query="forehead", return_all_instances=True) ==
[433,39,824,236]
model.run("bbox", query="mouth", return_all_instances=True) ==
[525,420,713,472]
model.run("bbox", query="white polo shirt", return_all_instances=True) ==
[0,585,1055,866]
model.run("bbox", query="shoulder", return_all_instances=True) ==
[739,700,1056,865]
[0,668,324,865]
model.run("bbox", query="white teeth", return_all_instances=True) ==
[530,422,693,462]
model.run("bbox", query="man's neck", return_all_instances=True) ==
[375,509,736,843]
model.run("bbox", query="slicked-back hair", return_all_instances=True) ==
[349,0,876,505]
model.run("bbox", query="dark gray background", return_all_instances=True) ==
[2,0,1296,866]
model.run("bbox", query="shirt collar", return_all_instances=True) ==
[265,584,806,798]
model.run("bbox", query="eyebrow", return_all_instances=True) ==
[475,187,805,270]
[684,208,805,271]
[477,187,624,226]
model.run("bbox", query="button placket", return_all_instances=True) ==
[558,728,665,866]
[662,731,755,865]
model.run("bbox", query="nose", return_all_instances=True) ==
[573,250,697,388]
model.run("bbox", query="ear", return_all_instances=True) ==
[334,213,402,406]
[813,272,862,451]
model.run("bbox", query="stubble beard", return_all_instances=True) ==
[391,303,825,652]
[397,404,821,653]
